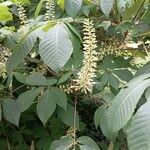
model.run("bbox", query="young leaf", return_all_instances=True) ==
[57,0,65,11]
[35,0,44,18]
[0,5,12,21]
[26,73,48,86]
[77,136,100,150]
[50,137,74,150]
[36,89,56,125]
[109,73,150,132]
[126,101,150,150]
[17,88,43,112]
[39,23,73,73]
[2,99,21,126]
[100,0,114,16]
[65,0,83,17]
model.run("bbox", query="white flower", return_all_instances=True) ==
[71,19,98,93]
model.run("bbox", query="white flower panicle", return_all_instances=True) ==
[45,0,55,21]
[71,19,98,93]
[17,4,27,25]
[0,44,11,77]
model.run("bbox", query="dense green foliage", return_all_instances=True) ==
[0,0,150,149]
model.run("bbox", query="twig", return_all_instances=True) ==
[108,142,114,150]
[12,84,26,93]
[25,56,56,76]
[73,95,78,149]
[6,138,11,150]
[122,0,146,42]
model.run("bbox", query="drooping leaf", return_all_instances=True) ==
[39,23,73,73]
[17,88,43,112]
[77,136,100,150]
[109,73,150,132]
[2,99,21,126]
[100,0,114,16]
[36,89,56,125]
[26,73,48,86]
[65,0,83,17]
[50,137,74,150]
[126,101,150,150]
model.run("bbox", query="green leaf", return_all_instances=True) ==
[0,100,2,122]
[109,73,150,132]
[113,69,133,82]
[65,0,83,17]
[6,29,38,76]
[57,71,72,85]
[117,0,126,14]
[100,109,118,141]
[77,136,100,150]
[101,72,119,89]
[108,73,119,89]
[36,89,56,125]
[2,99,21,126]
[17,88,42,112]
[14,72,27,83]
[49,87,67,110]
[58,104,79,129]
[26,73,48,86]
[57,0,65,11]
[0,5,12,21]
[126,101,150,150]
[100,0,114,16]
[135,62,150,77]
[94,105,107,128]
[39,23,73,73]
[34,0,44,18]
[50,137,74,150]
[66,23,82,41]
[142,6,150,25]
[123,0,146,20]
[11,0,30,5]
[145,87,150,102]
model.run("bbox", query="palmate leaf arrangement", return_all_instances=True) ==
[0,0,150,149]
